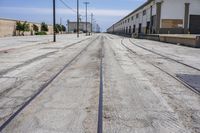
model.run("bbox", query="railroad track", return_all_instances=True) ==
[0,36,91,53]
[0,37,91,76]
[129,38,200,72]
[121,38,200,95]
[0,36,99,132]
[97,36,104,133]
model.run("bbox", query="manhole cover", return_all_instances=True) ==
[176,74,200,93]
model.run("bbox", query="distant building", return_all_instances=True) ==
[67,21,92,33]
[0,18,53,37]
[107,0,200,34]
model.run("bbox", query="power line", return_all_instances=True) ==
[59,0,77,13]
[59,0,84,19]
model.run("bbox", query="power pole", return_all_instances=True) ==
[60,17,62,34]
[83,2,89,36]
[53,0,56,42]
[77,0,79,38]
[91,13,93,35]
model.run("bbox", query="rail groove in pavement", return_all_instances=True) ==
[0,36,99,132]
[0,37,91,76]
[97,36,104,133]
[129,38,200,72]
[120,38,200,95]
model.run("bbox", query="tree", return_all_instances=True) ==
[41,22,48,32]
[55,24,62,33]
[33,24,39,32]
[16,21,30,36]
[53,24,66,33]
[16,21,23,35]
[61,25,66,32]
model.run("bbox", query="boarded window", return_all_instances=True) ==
[162,19,183,28]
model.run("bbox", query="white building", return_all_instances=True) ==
[67,21,92,33]
[107,0,200,34]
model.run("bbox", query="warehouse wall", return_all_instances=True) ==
[0,18,53,37]
[107,0,200,35]
[68,22,91,33]
[107,0,156,34]
[160,0,200,33]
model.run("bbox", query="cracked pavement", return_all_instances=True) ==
[0,34,200,133]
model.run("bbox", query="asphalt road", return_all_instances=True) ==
[0,34,199,133]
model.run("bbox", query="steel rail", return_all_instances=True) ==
[129,38,200,72]
[0,36,99,132]
[0,37,91,76]
[121,39,200,95]
[97,36,104,133]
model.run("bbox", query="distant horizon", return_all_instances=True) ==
[0,0,146,31]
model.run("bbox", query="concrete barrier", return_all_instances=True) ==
[137,34,200,48]
[159,35,200,48]
[138,34,160,41]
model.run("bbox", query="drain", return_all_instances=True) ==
[176,74,200,92]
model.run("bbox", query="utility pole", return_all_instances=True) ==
[77,0,79,38]
[60,17,62,34]
[53,0,56,42]
[91,13,93,35]
[83,2,89,36]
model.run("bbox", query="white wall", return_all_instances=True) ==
[189,0,200,15]
[161,0,200,18]
[161,0,185,20]
[161,0,200,28]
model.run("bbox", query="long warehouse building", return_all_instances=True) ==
[107,0,200,35]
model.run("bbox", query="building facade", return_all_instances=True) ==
[0,18,53,37]
[107,0,200,34]
[67,21,92,33]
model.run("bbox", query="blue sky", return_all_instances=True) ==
[0,0,146,31]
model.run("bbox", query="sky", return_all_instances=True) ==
[0,0,146,31]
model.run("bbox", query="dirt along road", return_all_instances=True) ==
[0,34,200,133]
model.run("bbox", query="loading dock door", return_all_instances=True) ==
[189,15,200,34]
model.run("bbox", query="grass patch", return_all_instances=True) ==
[35,31,47,35]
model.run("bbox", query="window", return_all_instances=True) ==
[128,18,130,23]
[131,16,134,20]
[143,10,146,16]
[136,14,139,18]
